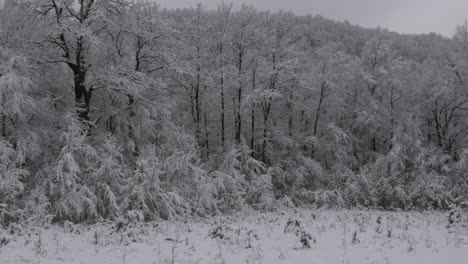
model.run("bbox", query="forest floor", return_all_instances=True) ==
[1,209,467,264]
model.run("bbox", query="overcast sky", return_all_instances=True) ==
[157,0,468,37]
[0,0,464,36]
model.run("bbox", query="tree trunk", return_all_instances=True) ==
[1,93,6,138]
[219,42,226,147]
[235,44,244,143]
[313,82,326,136]
[288,90,294,138]
[195,54,202,144]
[74,73,91,123]
[261,53,277,163]
[251,60,257,154]
[204,103,209,157]
[262,108,269,163]
[73,36,91,126]
[389,86,395,150]
[220,76,225,146]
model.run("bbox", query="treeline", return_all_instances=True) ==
[0,0,467,225]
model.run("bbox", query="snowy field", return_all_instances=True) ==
[1,209,467,264]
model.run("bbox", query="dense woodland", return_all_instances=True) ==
[0,0,468,225]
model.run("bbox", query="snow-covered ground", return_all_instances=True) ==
[1,209,467,264]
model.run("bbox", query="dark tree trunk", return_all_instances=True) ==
[288,90,293,138]
[204,103,209,157]
[73,36,92,127]
[251,60,257,154]
[262,108,269,163]
[235,44,244,144]
[220,77,225,146]
[1,93,6,138]
[389,86,395,150]
[195,58,202,144]
[219,42,226,147]
[313,82,326,136]
[73,73,91,123]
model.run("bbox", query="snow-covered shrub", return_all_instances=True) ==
[267,165,294,202]
[284,218,316,249]
[0,51,40,225]
[212,143,276,212]
[210,171,245,214]
[313,189,345,209]
[451,149,468,203]
[92,137,127,219]
[0,141,29,225]
[235,143,267,181]
[34,231,47,258]
[352,230,360,244]
[368,121,425,209]
[447,207,463,229]
[40,114,100,222]
[246,173,276,211]
[21,189,51,227]
[122,145,183,220]
[279,151,325,206]
[326,124,358,173]
[298,230,314,249]
[293,156,324,190]
[302,135,321,159]
[122,128,213,220]
[300,124,369,209]
[284,218,302,234]
[209,145,249,213]
[340,170,376,208]
[0,135,41,225]
[409,173,450,209]
[0,229,11,247]
[209,222,260,249]
[162,130,218,218]
[0,55,37,120]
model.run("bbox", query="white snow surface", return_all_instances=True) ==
[1,209,467,264]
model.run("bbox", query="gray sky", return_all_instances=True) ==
[0,0,464,36]
[157,0,468,37]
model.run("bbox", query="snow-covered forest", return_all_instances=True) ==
[1,0,468,222]
[0,1,468,262]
